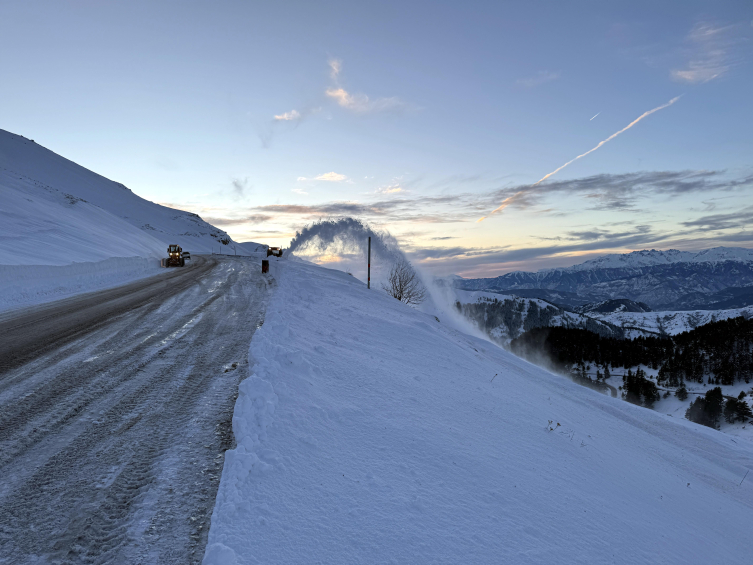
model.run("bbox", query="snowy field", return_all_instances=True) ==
[204,259,753,564]
[590,306,753,335]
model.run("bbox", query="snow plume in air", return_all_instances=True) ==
[478,96,681,222]
[288,218,491,338]
[288,218,404,279]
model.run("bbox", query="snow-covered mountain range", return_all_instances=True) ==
[456,247,753,310]
[558,247,753,271]
[454,290,752,342]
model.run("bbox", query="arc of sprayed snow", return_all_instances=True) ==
[477,95,681,222]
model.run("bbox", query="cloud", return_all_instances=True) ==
[325,58,405,113]
[316,172,348,182]
[671,22,740,83]
[483,170,753,217]
[245,170,753,229]
[329,58,342,80]
[325,87,404,113]
[295,172,348,182]
[376,183,404,194]
[680,205,753,231]
[203,214,272,226]
[231,177,250,199]
[480,96,682,220]
[515,70,561,87]
[292,188,308,195]
[274,109,302,121]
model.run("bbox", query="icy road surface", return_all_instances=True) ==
[0,256,269,564]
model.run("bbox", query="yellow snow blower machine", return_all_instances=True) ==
[162,244,185,267]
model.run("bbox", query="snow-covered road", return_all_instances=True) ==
[0,256,269,564]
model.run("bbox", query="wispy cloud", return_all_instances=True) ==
[480,96,682,221]
[292,188,308,195]
[244,170,753,229]
[203,214,272,226]
[325,88,404,113]
[274,109,302,121]
[376,183,404,194]
[296,172,349,182]
[231,177,250,199]
[316,171,348,182]
[515,70,561,88]
[325,58,405,113]
[680,205,753,231]
[329,58,342,80]
[671,22,739,83]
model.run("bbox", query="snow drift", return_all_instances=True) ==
[204,259,753,564]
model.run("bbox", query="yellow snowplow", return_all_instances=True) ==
[267,247,283,257]
[162,244,185,267]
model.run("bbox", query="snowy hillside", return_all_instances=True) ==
[590,305,753,336]
[204,258,753,564]
[577,298,652,314]
[0,162,165,266]
[237,241,268,254]
[0,129,246,257]
[0,129,257,312]
[455,290,624,343]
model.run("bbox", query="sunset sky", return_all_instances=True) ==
[2,1,752,276]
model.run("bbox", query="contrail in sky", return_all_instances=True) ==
[478,95,681,222]
[590,112,600,121]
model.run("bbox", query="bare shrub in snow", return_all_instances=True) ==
[382,258,427,306]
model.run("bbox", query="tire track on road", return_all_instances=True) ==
[0,256,270,564]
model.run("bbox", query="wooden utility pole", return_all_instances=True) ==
[367,237,371,289]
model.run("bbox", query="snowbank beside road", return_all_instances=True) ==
[0,256,166,313]
[205,259,753,564]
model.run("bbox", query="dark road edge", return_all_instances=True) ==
[0,256,217,374]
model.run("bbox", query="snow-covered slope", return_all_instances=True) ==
[590,306,753,336]
[237,241,268,254]
[0,129,246,257]
[577,298,652,314]
[204,259,753,564]
[0,129,257,311]
[455,289,624,343]
[0,163,165,266]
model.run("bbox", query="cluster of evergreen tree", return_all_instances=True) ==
[510,316,753,386]
[657,317,753,386]
[509,327,671,372]
[622,368,660,407]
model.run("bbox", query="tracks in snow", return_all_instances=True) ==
[0,256,269,564]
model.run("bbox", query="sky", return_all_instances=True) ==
[1,1,752,276]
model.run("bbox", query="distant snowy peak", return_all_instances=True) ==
[554,247,753,273]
